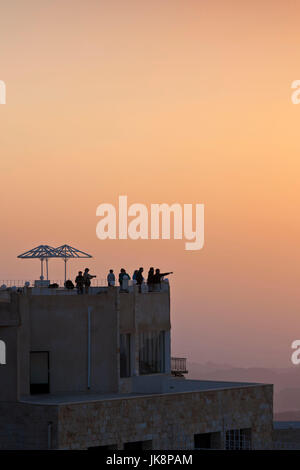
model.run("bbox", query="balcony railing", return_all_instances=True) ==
[171,357,188,376]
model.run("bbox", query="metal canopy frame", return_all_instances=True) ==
[17,245,60,280]
[17,244,93,283]
[54,245,92,283]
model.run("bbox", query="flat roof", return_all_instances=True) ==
[20,379,269,406]
[274,421,300,429]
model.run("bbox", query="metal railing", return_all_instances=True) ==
[0,279,170,294]
[0,279,107,288]
[171,357,188,374]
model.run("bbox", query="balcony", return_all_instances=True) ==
[171,357,188,376]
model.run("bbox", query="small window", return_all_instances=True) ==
[124,440,152,450]
[30,351,49,394]
[139,331,165,375]
[88,444,118,450]
[225,428,252,450]
[194,432,221,449]
[120,334,131,378]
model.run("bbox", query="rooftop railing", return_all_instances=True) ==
[0,279,170,294]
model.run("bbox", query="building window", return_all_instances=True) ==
[88,444,118,450]
[225,429,252,450]
[124,440,152,450]
[139,331,165,375]
[30,351,50,394]
[194,432,221,449]
[120,334,131,378]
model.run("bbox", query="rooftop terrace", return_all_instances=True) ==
[0,279,170,296]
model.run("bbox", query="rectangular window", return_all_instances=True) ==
[139,331,165,375]
[120,334,131,378]
[124,440,152,450]
[194,432,221,449]
[30,351,49,394]
[225,429,252,450]
[88,444,118,450]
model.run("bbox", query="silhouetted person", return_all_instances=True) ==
[75,271,84,295]
[65,279,74,290]
[136,267,144,292]
[83,268,96,294]
[132,270,138,282]
[48,283,59,289]
[107,269,115,287]
[153,269,173,290]
[119,268,126,285]
[147,267,154,292]
[119,268,130,292]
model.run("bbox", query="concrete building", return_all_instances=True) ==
[0,282,273,450]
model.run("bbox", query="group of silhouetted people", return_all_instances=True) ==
[68,266,172,294]
[146,267,173,291]
[108,267,173,293]
[74,268,96,294]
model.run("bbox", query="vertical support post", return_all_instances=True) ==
[87,306,92,389]
[64,258,67,284]
[46,258,49,281]
[40,258,44,279]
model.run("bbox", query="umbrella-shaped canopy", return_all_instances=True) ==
[17,245,61,280]
[54,244,93,282]
[18,244,93,284]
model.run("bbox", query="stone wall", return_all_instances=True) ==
[0,384,273,450]
[57,384,273,450]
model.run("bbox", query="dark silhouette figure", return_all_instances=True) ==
[147,267,154,292]
[107,269,115,287]
[65,279,74,290]
[153,269,173,290]
[136,267,144,285]
[75,271,84,295]
[48,283,59,289]
[118,268,130,293]
[83,268,96,294]
[136,267,144,293]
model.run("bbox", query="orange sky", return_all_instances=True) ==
[0,0,300,367]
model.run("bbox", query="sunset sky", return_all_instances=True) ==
[1,0,300,367]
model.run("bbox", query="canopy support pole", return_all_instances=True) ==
[40,259,44,279]
[64,258,68,285]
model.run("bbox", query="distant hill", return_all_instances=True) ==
[274,411,300,421]
[186,362,300,415]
